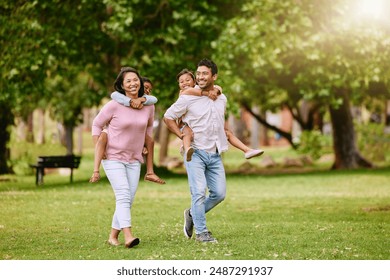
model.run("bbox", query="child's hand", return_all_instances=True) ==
[208,88,219,101]
[214,85,222,95]
[142,147,148,155]
[130,98,144,109]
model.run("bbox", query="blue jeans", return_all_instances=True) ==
[102,160,141,230]
[184,149,226,234]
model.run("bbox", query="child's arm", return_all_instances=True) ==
[111,91,158,107]
[180,87,221,100]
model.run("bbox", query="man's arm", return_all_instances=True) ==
[111,91,158,107]
[163,96,188,139]
[163,117,184,139]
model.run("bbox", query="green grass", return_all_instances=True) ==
[1,150,390,260]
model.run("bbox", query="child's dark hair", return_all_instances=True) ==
[142,76,153,86]
[176,68,195,82]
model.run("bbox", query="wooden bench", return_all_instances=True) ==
[30,155,81,185]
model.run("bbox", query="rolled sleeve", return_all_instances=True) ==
[164,96,188,120]
[143,94,158,105]
[92,102,114,136]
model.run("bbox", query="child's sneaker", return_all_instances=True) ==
[244,149,264,159]
[186,147,194,162]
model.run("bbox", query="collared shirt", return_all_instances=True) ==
[164,94,229,154]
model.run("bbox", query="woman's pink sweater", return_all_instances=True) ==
[92,100,154,163]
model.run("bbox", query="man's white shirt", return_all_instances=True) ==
[164,94,229,154]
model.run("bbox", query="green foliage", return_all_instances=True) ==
[9,140,66,176]
[214,0,390,110]
[356,123,390,163]
[297,130,332,160]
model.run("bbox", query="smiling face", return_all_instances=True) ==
[144,81,153,95]
[196,65,216,90]
[122,72,141,98]
[178,73,196,90]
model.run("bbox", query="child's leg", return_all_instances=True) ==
[182,126,194,161]
[226,129,264,159]
[90,131,107,183]
[143,134,165,184]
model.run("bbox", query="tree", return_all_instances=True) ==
[213,0,390,169]
[0,0,111,168]
[0,0,247,173]
[101,0,247,163]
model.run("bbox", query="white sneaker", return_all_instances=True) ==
[244,149,264,159]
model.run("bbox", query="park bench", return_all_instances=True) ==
[30,155,81,185]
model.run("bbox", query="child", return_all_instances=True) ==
[177,69,264,160]
[89,77,165,184]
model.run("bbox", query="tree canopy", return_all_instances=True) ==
[0,0,245,173]
[213,0,390,168]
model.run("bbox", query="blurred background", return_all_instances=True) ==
[1,0,390,176]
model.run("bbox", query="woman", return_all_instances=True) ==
[89,76,165,185]
[91,67,155,248]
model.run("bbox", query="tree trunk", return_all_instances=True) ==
[158,123,170,165]
[0,102,14,174]
[329,90,373,169]
[259,110,270,146]
[250,106,260,149]
[64,124,74,155]
[36,108,45,144]
[26,112,34,143]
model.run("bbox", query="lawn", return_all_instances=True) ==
[1,145,390,260]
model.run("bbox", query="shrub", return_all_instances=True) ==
[297,130,332,160]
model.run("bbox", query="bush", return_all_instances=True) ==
[297,130,332,160]
[356,123,390,163]
[9,141,66,175]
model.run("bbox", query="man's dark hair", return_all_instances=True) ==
[197,59,218,75]
[114,67,144,97]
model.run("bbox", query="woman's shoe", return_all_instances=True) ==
[107,238,120,246]
[125,238,140,248]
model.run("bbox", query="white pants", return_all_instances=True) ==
[102,160,141,230]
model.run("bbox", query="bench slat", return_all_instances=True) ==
[31,155,81,185]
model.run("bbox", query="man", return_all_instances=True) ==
[163,59,229,243]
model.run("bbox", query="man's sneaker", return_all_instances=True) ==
[183,208,193,239]
[244,149,264,159]
[195,231,218,243]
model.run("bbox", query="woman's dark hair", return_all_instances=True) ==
[176,68,195,82]
[114,67,144,97]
